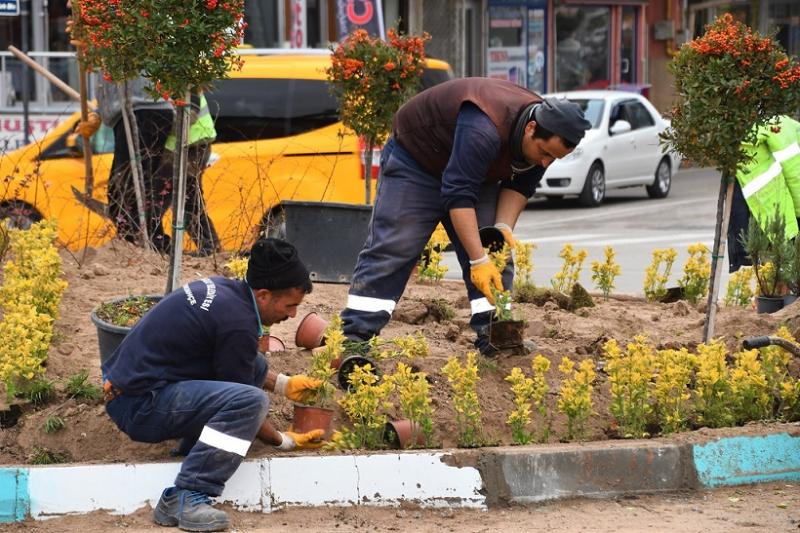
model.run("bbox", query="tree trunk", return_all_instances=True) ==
[119,81,150,247]
[703,171,733,342]
[166,90,191,294]
[363,138,373,205]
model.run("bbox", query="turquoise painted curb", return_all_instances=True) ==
[0,468,29,523]
[693,433,800,487]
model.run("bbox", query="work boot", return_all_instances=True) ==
[474,335,499,358]
[153,487,230,532]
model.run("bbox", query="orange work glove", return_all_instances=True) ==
[75,112,101,138]
[494,222,515,248]
[469,255,503,304]
[274,373,323,403]
[276,429,325,450]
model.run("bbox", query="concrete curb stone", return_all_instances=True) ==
[2,429,799,522]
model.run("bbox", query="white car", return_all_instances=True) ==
[536,90,682,207]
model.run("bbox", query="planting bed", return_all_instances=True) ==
[0,240,797,464]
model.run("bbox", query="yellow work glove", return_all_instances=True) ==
[75,112,101,138]
[470,255,504,304]
[274,373,323,403]
[494,222,515,248]
[276,429,325,451]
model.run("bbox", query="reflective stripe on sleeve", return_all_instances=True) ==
[470,297,495,315]
[346,294,396,314]
[773,142,800,163]
[742,160,782,199]
[198,426,251,457]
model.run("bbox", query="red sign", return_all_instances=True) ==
[335,0,384,40]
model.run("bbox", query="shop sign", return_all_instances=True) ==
[0,114,64,150]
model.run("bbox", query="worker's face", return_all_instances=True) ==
[255,287,306,326]
[520,121,573,168]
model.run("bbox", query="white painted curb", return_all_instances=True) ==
[25,452,485,519]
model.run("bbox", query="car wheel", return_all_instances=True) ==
[260,208,286,240]
[646,157,671,199]
[0,201,42,230]
[579,162,605,207]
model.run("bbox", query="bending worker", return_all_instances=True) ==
[341,77,591,357]
[102,238,324,532]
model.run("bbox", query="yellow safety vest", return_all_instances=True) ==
[165,93,216,151]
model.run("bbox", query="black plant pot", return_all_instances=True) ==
[755,296,784,314]
[337,355,380,391]
[90,295,163,365]
[478,226,506,253]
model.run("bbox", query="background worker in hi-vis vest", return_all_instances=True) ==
[728,115,800,272]
[161,91,222,256]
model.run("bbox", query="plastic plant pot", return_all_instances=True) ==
[295,311,327,349]
[337,355,380,391]
[90,295,163,365]
[478,226,507,253]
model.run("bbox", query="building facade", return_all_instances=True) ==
[0,0,797,147]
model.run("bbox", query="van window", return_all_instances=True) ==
[420,68,452,90]
[207,79,340,142]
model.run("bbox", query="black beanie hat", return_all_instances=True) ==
[534,97,592,145]
[246,238,311,291]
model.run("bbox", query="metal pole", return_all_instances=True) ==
[166,89,190,294]
[20,0,30,145]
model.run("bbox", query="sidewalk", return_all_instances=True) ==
[2,428,799,522]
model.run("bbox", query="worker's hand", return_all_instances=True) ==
[470,255,503,304]
[75,112,100,138]
[494,222,515,248]
[275,430,325,451]
[274,373,323,403]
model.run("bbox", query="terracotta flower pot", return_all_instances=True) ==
[383,419,427,449]
[267,335,285,352]
[295,311,327,349]
[337,355,380,391]
[292,403,335,439]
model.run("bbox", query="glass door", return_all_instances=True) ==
[620,6,637,84]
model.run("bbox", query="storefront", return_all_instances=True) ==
[486,1,547,93]
[552,1,647,92]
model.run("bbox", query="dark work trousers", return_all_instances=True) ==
[157,142,221,256]
[105,357,269,496]
[107,109,174,252]
[342,138,514,344]
[727,179,752,273]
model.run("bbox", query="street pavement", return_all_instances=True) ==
[442,167,729,296]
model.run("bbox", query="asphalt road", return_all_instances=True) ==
[442,166,728,296]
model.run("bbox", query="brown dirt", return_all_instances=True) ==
[1,240,798,465]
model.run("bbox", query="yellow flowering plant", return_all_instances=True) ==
[0,220,67,399]
[724,266,755,306]
[759,325,794,415]
[418,225,450,282]
[442,352,484,447]
[678,243,711,304]
[693,340,733,428]
[302,315,343,409]
[557,357,595,441]
[337,363,396,449]
[504,354,551,445]
[385,362,434,447]
[653,348,697,434]
[551,244,587,294]
[224,256,248,280]
[489,242,511,272]
[513,241,536,289]
[643,248,677,302]
[729,349,771,424]
[603,337,655,438]
[590,246,621,301]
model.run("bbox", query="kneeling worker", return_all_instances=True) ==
[102,238,323,532]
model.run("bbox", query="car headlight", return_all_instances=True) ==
[562,147,583,161]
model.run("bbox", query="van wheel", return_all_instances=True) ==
[0,201,42,230]
[259,208,286,240]
[579,162,605,207]
[647,157,671,199]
